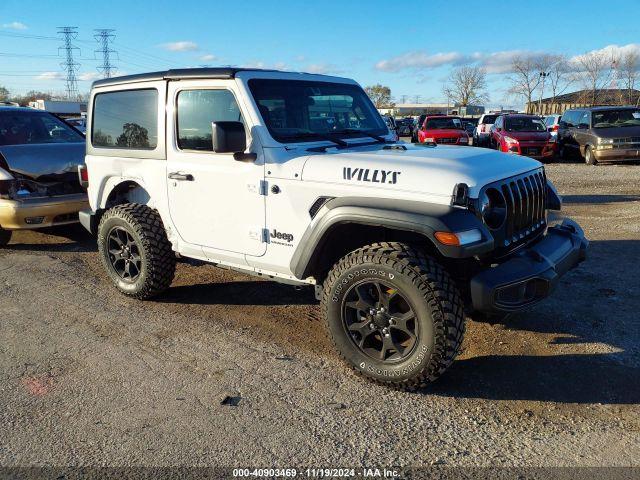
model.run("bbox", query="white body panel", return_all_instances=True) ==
[85,70,543,284]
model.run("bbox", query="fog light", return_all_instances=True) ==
[25,216,44,225]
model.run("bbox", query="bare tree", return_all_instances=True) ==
[442,65,489,106]
[540,54,573,114]
[506,55,542,112]
[364,84,394,108]
[619,50,640,105]
[574,50,616,105]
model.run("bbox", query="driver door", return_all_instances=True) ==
[166,81,266,257]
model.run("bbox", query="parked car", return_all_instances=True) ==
[557,106,640,165]
[395,118,413,137]
[381,115,398,141]
[543,114,561,139]
[417,115,469,145]
[410,114,427,142]
[474,113,499,146]
[80,67,586,390]
[0,107,88,246]
[65,116,87,134]
[491,114,555,161]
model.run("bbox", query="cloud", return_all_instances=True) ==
[160,41,198,52]
[79,72,101,81]
[36,72,64,80]
[375,51,469,72]
[2,21,27,30]
[304,63,342,74]
[242,61,288,71]
[199,53,217,62]
[569,43,640,66]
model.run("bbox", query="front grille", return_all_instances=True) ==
[499,170,547,247]
[436,137,457,144]
[524,147,541,156]
[477,168,547,254]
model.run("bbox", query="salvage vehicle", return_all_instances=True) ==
[558,106,640,164]
[417,115,469,145]
[0,107,88,246]
[491,114,556,161]
[80,68,588,390]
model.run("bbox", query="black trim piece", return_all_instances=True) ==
[290,197,494,279]
[309,196,334,219]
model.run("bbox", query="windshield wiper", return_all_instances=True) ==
[279,132,348,147]
[333,128,386,143]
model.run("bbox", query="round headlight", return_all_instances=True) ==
[480,188,507,230]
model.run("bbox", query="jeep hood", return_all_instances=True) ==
[0,142,85,180]
[301,143,542,198]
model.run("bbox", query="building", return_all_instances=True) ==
[379,103,485,118]
[527,89,640,115]
[27,99,87,118]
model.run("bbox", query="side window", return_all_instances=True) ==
[579,112,590,127]
[92,89,158,149]
[564,111,578,128]
[177,89,243,151]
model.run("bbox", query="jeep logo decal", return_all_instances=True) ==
[343,167,401,184]
[270,229,294,243]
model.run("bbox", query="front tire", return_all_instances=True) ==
[97,203,176,299]
[585,146,598,165]
[321,242,465,390]
[0,227,12,246]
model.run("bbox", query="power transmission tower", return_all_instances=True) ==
[57,26,80,100]
[94,29,117,78]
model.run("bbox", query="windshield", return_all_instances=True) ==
[248,79,386,143]
[592,109,640,128]
[505,117,545,132]
[424,117,463,130]
[0,110,84,146]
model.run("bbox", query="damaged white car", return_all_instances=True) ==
[0,106,88,246]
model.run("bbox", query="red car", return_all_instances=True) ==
[417,115,469,145]
[491,114,556,160]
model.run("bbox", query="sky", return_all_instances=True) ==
[0,0,639,109]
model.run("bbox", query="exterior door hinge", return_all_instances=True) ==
[262,228,270,243]
[259,180,268,196]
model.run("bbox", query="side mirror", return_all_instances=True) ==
[211,121,256,162]
[577,123,589,130]
[559,121,567,128]
[496,127,502,132]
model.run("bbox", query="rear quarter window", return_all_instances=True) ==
[92,89,158,149]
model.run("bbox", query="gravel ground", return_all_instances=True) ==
[0,162,639,471]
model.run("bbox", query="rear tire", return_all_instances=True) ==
[321,242,465,391]
[585,146,598,165]
[0,227,12,246]
[98,203,176,299]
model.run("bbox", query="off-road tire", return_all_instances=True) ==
[0,227,12,246]
[321,242,465,391]
[585,145,598,165]
[97,203,176,299]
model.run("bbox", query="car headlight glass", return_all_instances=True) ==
[480,188,507,230]
[504,136,518,144]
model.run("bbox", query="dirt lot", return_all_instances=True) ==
[0,163,639,470]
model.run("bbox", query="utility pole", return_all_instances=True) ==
[538,71,549,115]
[94,29,117,78]
[58,27,80,100]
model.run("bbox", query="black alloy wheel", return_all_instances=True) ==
[106,226,143,282]
[342,280,418,362]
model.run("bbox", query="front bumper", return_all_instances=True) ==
[470,219,588,313]
[0,193,88,230]
[593,147,640,162]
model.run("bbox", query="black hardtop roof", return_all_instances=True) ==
[92,67,280,88]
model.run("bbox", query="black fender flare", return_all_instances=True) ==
[290,197,494,279]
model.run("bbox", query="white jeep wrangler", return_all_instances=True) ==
[80,68,588,390]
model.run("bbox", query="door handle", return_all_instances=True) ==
[168,172,194,181]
